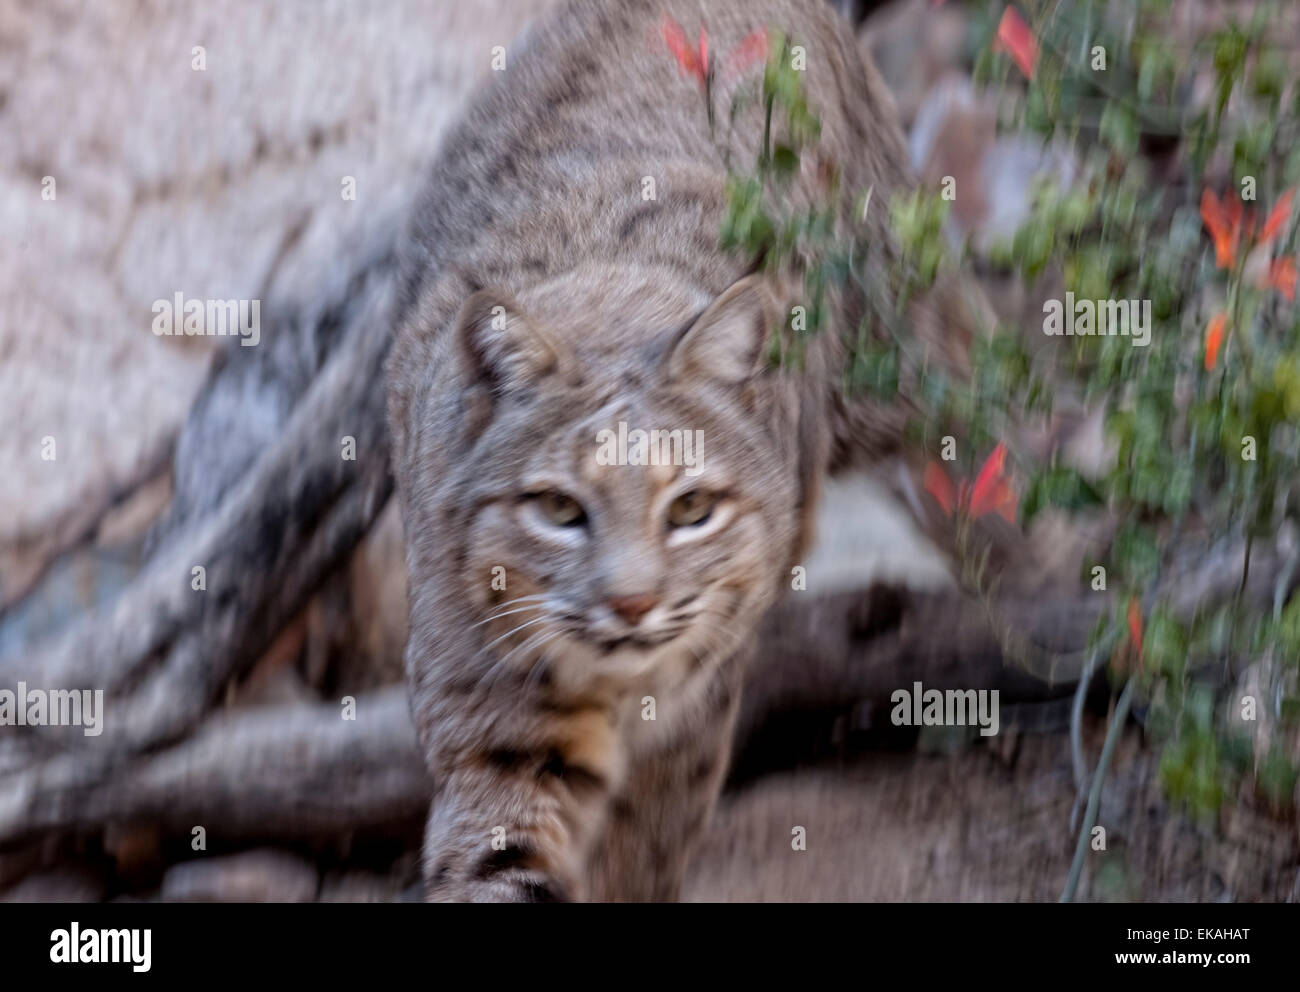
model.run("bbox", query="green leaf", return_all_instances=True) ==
[1012,219,1054,277]
[1110,523,1161,588]
[1100,102,1139,158]
[848,343,898,397]
[1274,593,1300,657]
[1251,50,1285,103]
[1280,697,1300,726]
[1143,607,1187,678]
[1285,144,1300,187]
[770,144,799,177]
[1019,466,1104,523]
[1256,749,1298,810]
[1212,24,1248,78]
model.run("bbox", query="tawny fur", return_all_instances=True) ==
[386,0,972,902]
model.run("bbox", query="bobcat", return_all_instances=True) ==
[386,0,970,901]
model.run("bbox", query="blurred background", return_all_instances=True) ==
[1,0,1296,902]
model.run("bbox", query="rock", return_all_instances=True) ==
[909,78,1077,252]
[0,0,557,634]
[160,849,318,902]
[0,844,44,891]
[104,821,164,888]
[1,866,106,902]
[319,870,402,903]
[859,0,968,128]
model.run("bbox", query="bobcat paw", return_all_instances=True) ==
[427,861,572,903]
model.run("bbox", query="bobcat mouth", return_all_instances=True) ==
[555,611,682,653]
[597,633,651,651]
[595,630,677,652]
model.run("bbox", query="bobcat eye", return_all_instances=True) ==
[533,490,587,528]
[667,490,716,528]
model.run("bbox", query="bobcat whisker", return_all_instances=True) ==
[475,616,550,660]
[478,593,547,614]
[520,631,564,692]
[473,603,547,628]
[486,626,559,689]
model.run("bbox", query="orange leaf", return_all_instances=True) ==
[1199,188,1225,233]
[1127,598,1144,666]
[1266,256,1298,301]
[969,443,1017,523]
[1260,189,1295,244]
[1201,189,1238,269]
[994,7,1039,80]
[923,462,957,516]
[1204,312,1226,371]
[722,27,768,80]
[662,16,704,84]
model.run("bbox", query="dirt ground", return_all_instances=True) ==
[693,726,1297,902]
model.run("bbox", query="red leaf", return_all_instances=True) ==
[1199,188,1225,233]
[994,7,1039,80]
[1201,189,1238,269]
[1127,598,1144,666]
[968,443,1017,523]
[662,16,704,84]
[722,27,768,80]
[1260,189,1295,244]
[1266,256,1298,301]
[1204,312,1226,371]
[923,462,957,516]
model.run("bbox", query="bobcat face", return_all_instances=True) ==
[446,265,805,693]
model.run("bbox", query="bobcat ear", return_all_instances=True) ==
[456,290,564,392]
[667,275,776,385]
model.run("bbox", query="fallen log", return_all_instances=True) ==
[2,533,1295,848]
[0,687,428,845]
[0,583,1107,848]
[1,269,397,756]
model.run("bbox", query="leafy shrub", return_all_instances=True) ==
[686,1,1300,840]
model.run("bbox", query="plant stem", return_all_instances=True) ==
[1071,641,1108,791]
[1061,677,1135,903]
[1226,530,1254,680]
[762,92,773,167]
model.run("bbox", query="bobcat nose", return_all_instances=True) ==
[607,593,659,626]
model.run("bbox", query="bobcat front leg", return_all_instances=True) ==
[422,705,624,903]
[587,655,744,902]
